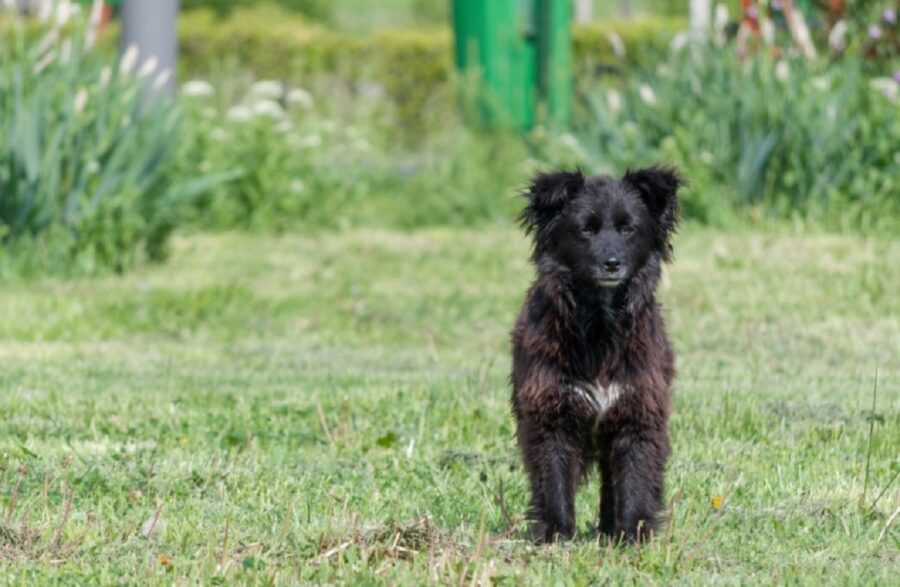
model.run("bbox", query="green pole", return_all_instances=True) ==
[451,0,536,130]
[452,0,571,130]
[536,0,572,127]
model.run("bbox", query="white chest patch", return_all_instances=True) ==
[568,381,624,415]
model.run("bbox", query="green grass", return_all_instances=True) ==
[1,226,898,584]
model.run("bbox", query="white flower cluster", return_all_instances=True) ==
[117,44,171,90]
[181,79,317,124]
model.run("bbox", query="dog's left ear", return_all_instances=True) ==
[520,170,585,234]
[623,165,685,257]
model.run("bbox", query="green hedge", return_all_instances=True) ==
[573,17,687,71]
[179,7,682,77]
[181,0,333,22]
[179,7,359,79]
[178,7,683,127]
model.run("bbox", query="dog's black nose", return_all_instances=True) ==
[603,258,621,273]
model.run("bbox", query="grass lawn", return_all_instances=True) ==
[1,226,897,584]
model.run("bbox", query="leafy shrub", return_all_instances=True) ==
[572,16,687,72]
[0,19,217,273]
[178,81,371,229]
[577,44,900,230]
[179,6,351,80]
[176,77,566,231]
[179,7,454,132]
[369,28,453,132]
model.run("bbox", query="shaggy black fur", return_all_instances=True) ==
[510,165,685,543]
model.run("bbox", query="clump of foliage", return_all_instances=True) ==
[578,45,900,230]
[176,77,559,231]
[0,17,225,273]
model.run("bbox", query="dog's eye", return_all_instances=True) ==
[581,222,599,236]
[621,225,636,236]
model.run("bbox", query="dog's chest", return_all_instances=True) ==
[567,380,624,416]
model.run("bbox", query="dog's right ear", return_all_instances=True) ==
[520,171,584,233]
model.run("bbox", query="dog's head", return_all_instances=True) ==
[521,166,684,288]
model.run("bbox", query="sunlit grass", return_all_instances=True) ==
[0,226,897,584]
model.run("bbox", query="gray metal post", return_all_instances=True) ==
[121,0,179,95]
[574,0,592,24]
[690,0,712,32]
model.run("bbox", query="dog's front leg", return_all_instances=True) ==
[609,429,670,542]
[598,455,615,537]
[520,428,582,543]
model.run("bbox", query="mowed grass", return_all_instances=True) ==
[0,226,897,585]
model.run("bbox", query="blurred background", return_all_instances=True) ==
[0,0,897,272]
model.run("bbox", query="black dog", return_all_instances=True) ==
[511,166,684,543]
